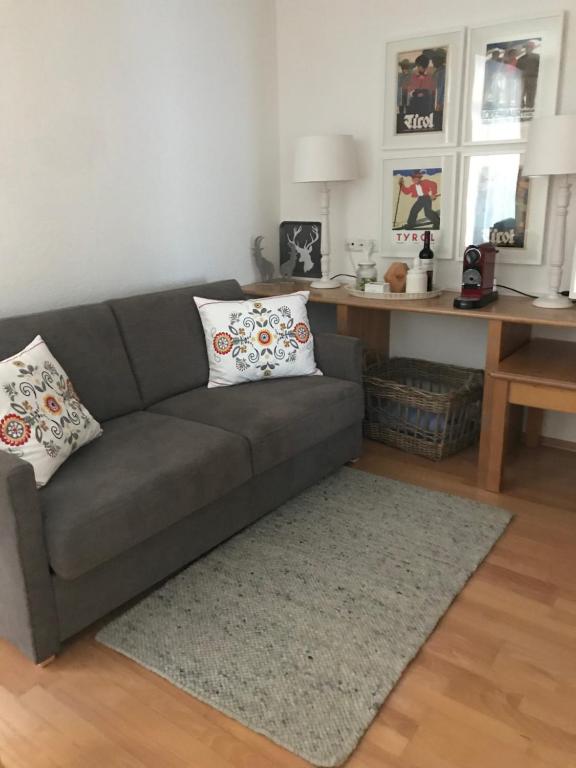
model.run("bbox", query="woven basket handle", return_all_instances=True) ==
[462,370,483,393]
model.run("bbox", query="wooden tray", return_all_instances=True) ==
[345,287,442,301]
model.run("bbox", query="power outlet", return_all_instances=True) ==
[346,238,375,252]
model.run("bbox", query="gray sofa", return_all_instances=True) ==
[0,280,364,663]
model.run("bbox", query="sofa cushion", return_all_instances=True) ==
[0,303,142,422]
[40,411,252,580]
[149,376,364,474]
[109,280,246,406]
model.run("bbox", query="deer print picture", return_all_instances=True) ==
[279,221,322,279]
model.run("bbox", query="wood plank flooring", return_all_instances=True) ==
[0,441,575,768]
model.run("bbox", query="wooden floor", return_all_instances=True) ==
[0,441,575,768]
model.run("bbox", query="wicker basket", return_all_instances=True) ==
[363,356,484,461]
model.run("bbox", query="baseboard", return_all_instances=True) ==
[540,435,576,453]
[523,433,576,453]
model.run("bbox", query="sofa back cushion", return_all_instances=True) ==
[0,304,142,422]
[108,280,245,406]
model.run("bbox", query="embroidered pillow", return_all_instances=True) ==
[0,336,102,487]
[194,291,322,388]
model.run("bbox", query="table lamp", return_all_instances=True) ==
[293,134,358,289]
[523,114,576,309]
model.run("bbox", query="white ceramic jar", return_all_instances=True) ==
[405,267,428,294]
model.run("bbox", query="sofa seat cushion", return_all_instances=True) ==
[40,411,252,580]
[149,376,364,474]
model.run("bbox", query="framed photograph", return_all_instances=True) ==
[382,29,465,149]
[463,14,564,144]
[380,152,457,260]
[457,148,549,265]
[279,221,322,279]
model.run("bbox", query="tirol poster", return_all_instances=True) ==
[391,168,442,245]
[466,157,530,249]
[488,168,529,248]
[482,38,541,124]
[396,47,447,134]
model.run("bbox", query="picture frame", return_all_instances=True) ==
[457,147,549,265]
[279,221,322,279]
[570,242,576,300]
[380,151,457,261]
[463,13,564,145]
[382,29,465,150]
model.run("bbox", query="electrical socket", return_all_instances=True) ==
[345,238,375,252]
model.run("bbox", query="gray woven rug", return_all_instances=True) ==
[97,468,510,766]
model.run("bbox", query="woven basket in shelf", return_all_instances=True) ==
[363,356,484,461]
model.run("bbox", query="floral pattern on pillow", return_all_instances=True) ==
[194,291,321,388]
[211,301,310,377]
[0,336,102,486]
[1,356,94,460]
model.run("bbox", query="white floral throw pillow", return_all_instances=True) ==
[194,291,322,388]
[0,336,102,487]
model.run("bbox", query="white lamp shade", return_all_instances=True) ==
[293,134,358,183]
[523,115,576,177]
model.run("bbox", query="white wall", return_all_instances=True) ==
[0,0,278,317]
[276,0,576,441]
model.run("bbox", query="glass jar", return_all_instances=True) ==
[355,261,378,291]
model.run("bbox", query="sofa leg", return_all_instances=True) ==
[36,654,56,668]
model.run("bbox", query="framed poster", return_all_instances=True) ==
[457,148,549,265]
[382,29,465,149]
[463,14,564,144]
[279,221,322,279]
[381,152,457,260]
[570,243,576,300]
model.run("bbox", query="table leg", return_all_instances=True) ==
[336,305,390,356]
[525,408,544,448]
[484,378,510,493]
[336,305,350,336]
[478,320,531,489]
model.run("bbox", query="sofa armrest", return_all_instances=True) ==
[314,333,363,384]
[0,452,59,662]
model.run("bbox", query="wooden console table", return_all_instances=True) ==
[243,280,576,492]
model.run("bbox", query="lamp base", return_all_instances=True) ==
[310,278,341,289]
[532,294,573,309]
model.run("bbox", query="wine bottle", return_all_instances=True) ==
[418,230,434,292]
